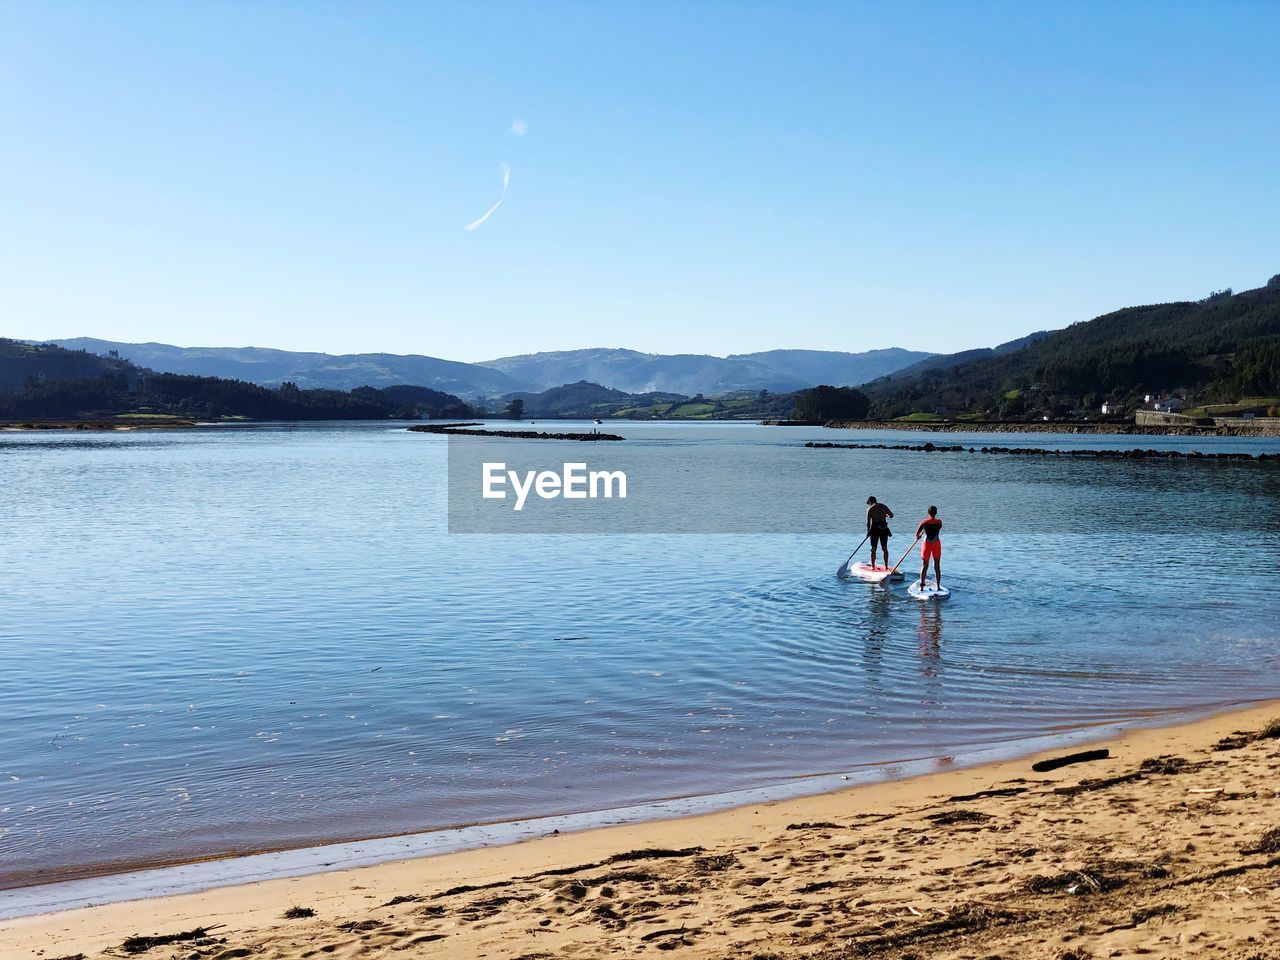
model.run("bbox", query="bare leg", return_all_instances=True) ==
[918,560,928,588]
[933,559,942,589]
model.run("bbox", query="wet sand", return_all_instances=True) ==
[2,701,1277,959]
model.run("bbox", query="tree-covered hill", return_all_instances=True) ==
[862,275,1280,419]
[491,380,641,417]
[0,339,473,420]
[476,379,797,420]
[883,331,1053,380]
[49,337,519,396]
[0,339,135,392]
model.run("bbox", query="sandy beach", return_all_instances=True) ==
[3,703,1277,960]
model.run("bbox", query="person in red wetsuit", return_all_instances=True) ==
[915,505,943,590]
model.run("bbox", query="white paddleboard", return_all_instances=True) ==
[845,562,905,581]
[907,580,951,600]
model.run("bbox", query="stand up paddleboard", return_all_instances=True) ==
[907,580,951,600]
[845,562,905,581]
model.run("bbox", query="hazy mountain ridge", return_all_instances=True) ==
[477,348,796,394]
[477,346,934,395]
[0,339,474,420]
[727,348,935,388]
[46,339,936,397]
[50,338,521,396]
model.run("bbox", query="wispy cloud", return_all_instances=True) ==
[510,119,527,136]
[464,162,511,232]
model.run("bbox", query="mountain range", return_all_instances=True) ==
[49,338,520,397]
[478,347,931,395]
[0,339,473,421]
[47,339,933,398]
[34,272,1280,422]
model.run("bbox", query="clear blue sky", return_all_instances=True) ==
[3,2,1278,361]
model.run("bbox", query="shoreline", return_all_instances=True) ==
[3,697,1261,909]
[0,418,199,431]
[0,704,1218,913]
[821,419,1280,436]
[4,698,1277,958]
[805,440,1280,461]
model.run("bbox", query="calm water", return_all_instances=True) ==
[2,421,1279,888]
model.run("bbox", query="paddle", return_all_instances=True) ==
[836,530,873,577]
[869,533,922,586]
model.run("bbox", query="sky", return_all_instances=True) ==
[2,2,1278,362]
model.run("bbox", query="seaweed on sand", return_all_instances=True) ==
[1247,827,1280,854]
[381,894,421,906]
[924,809,993,826]
[1027,858,1168,896]
[1211,717,1277,751]
[120,926,223,954]
[1054,772,1144,796]
[693,852,738,872]
[606,846,703,863]
[841,902,1016,955]
[1026,867,1126,895]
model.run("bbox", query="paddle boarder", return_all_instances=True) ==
[915,505,942,590]
[865,496,894,570]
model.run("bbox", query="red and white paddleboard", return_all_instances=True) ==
[845,562,905,581]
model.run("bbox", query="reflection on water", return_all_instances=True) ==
[917,604,944,678]
[0,421,1278,887]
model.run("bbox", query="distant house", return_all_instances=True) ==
[1154,397,1185,413]
[1100,402,1112,415]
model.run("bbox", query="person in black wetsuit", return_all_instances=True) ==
[865,496,893,569]
[916,505,943,590]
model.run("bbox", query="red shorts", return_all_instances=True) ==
[921,540,941,562]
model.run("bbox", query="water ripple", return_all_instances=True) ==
[0,422,1277,886]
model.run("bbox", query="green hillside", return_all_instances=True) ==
[478,379,797,420]
[863,275,1280,419]
[0,339,473,421]
[0,340,136,392]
